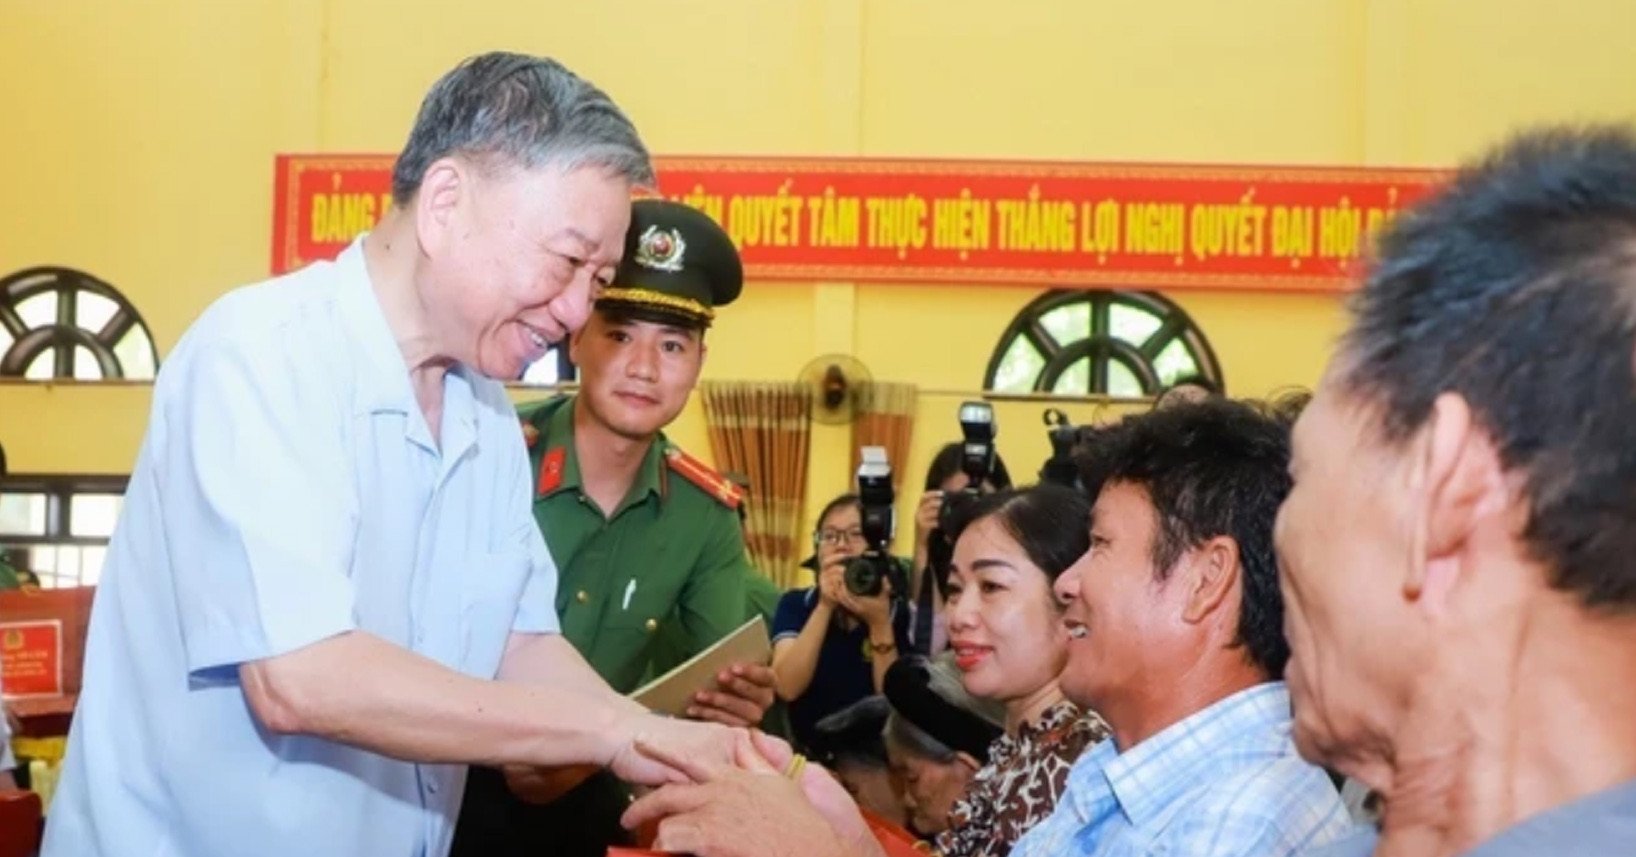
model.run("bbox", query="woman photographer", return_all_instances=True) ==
[771,494,911,752]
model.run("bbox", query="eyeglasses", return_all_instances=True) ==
[815,528,865,548]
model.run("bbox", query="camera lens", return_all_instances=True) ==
[844,556,883,597]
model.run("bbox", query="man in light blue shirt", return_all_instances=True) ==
[43,52,744,857]
[1277,126,1636,857]
[1009,400,1351,857]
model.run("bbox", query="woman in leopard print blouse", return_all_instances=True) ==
[934,485,1111,857]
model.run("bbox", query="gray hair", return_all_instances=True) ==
[884,654,1005,763]
[391,52,654,204]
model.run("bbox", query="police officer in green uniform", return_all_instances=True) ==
[450,199,779,857]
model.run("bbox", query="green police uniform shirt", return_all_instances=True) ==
[521,395,752,693]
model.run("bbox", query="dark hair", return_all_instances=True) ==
[814,493,861,533]
[1069,424,1119,502]
[811,695,890,770]
[1080,399,1292,678]
[923,442,1014,492]
[1340,126,1636,608]
[391,52,653,205]
[883,654,1004,764]
[947,485,1092,587]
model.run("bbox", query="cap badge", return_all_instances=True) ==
[635,225,686,272]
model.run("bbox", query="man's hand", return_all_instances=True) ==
[687,662,777,727]
[606,711,747,787]
[621,731,881,857]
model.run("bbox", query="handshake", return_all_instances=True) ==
[616,727,890,857]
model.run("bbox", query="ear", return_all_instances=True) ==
[954,751,982,774]
[413,158,467,259]
[1404,393,1498,611]
[1180,535,1241,626]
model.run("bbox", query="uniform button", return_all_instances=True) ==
[644,618,658,633]
[576,590,590,603]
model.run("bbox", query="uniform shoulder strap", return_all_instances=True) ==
[663,445,744,510]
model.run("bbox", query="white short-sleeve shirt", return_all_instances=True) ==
[42,237,560,857]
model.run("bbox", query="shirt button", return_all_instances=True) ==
[644,618,658,633]
[427,779,439,794]
[576,590,590,604]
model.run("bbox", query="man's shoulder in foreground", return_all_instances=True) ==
[1466,777,1636,856]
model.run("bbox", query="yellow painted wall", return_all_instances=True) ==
[3,0,1634,551]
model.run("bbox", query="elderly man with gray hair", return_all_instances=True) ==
[42,53,746,857]
[1279,126,1636,856]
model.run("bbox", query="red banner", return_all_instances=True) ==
[272,154,1446,291]
[0,619,63,698]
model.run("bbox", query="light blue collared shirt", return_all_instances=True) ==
[43,238,559,857]
[1010,682,1353,857]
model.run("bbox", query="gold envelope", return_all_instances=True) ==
[629,617,772,717]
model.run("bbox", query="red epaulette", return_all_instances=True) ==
[664,446,743,510]
[536,447,567,496]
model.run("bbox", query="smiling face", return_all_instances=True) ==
[1053,481,1194,721]
[569,309,705,441]
[418,159,631,380]
[944,515,1068,706]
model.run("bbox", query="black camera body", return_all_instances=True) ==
[926,402,998,588]
[844,446,907,598]
[936,402,997,531]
